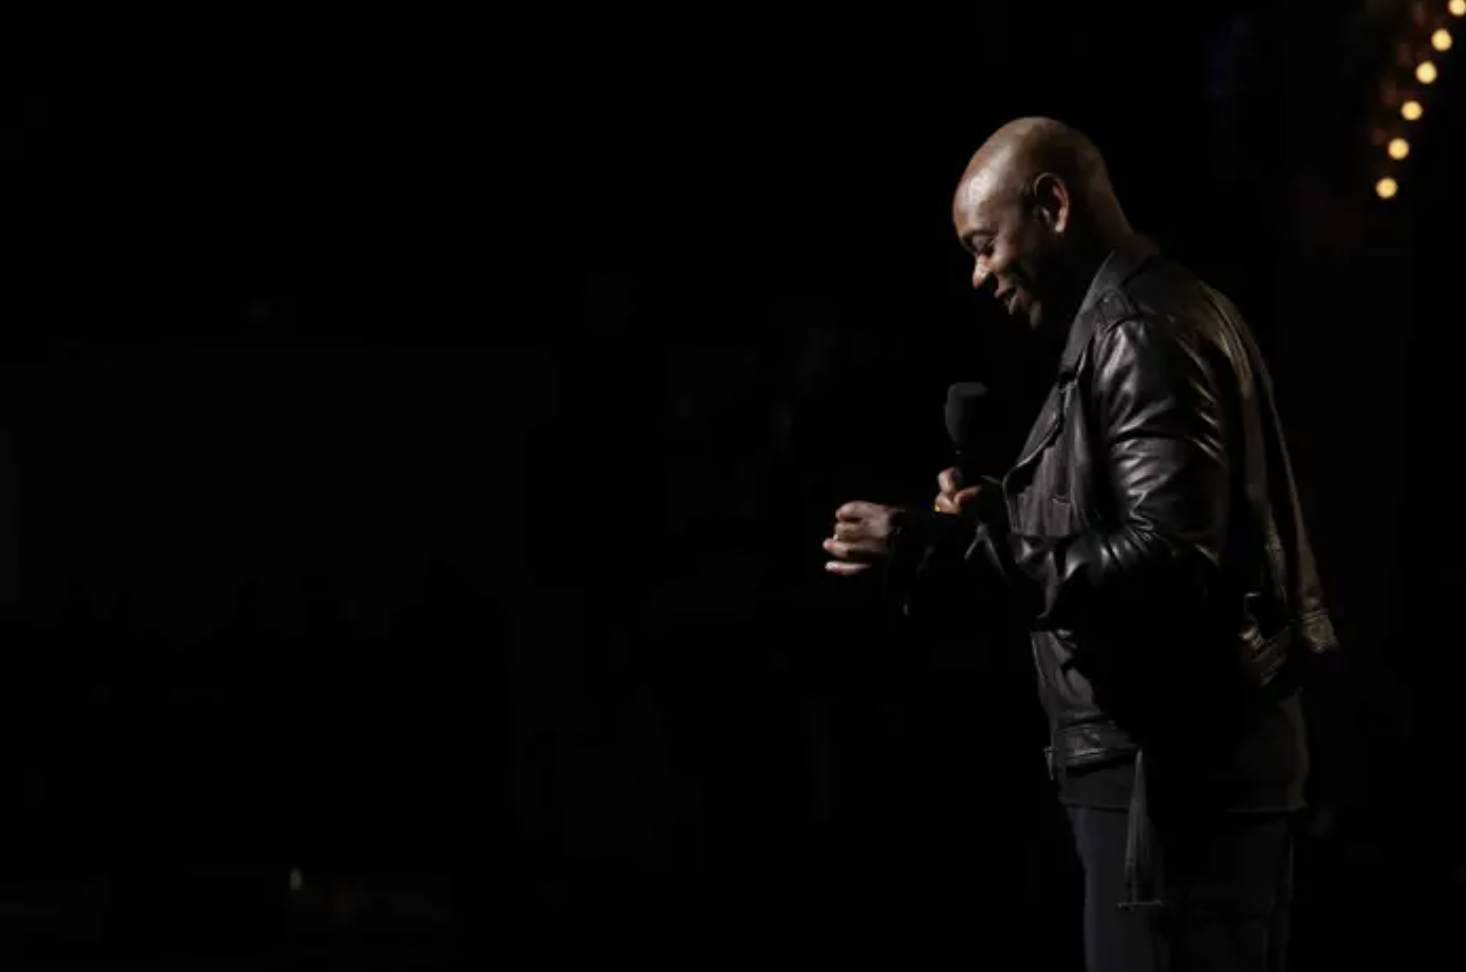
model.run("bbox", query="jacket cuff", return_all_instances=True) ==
[965,490,1045,624]
[884,508,952,602]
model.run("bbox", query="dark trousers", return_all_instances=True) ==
[1066,807,1295,972]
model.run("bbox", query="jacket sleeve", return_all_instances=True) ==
[1006,314,1232,633]
[883,481,1019,626]
[882,506,977,620]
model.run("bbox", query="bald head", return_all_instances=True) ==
[951,118,1133,335]
[956,117,1120,227]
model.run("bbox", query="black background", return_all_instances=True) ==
[0,3,1457,967]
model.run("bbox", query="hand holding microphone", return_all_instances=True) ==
[823,381,1000,576]
[934,381,993,516]
[934,467,983,515]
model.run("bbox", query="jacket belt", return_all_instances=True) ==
[1120,749,1164,912]
[1043,724,1161,912]
[1048,720,1137,771]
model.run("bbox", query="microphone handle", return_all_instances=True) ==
[954,457,1001,492]
[952,451,983,490]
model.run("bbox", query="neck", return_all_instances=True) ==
[1038,222,1137,353]
[1067,220,1139,300]
[1068,217,1135,283]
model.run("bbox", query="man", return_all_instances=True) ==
[822,118,1336,972]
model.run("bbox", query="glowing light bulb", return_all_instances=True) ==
[1376,177,1398,199]
[1388,137,1411,159]
[1402,100,1424,121]
[1418,61,1439,84]
[1433,29,1453,51]
[1451,0,1465,18]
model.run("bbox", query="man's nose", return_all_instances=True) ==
[971,261,992,292]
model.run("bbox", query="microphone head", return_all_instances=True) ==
[944,381,990,447]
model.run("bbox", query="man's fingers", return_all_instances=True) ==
[934,484,985,515]
[825,560,872,576]
[835,501,880,521]
[823,537,882,561]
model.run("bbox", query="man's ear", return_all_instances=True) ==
[1031,172,1070,236]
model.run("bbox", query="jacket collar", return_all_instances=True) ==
[1056,234,1159,378]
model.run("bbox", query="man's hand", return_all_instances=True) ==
[934,467,983,515]
[823,501,899,576]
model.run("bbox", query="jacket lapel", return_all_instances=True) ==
[1057,235,1160,379]
[1003,235,1160,486]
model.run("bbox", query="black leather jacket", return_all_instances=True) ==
[892,236,1336,806]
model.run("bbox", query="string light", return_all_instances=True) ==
[1369,8,1459,200]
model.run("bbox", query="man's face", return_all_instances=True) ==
[952,167,1064,334]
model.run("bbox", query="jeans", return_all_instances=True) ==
[1066,806,1295,972]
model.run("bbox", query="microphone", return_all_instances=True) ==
[944,381,992,490]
